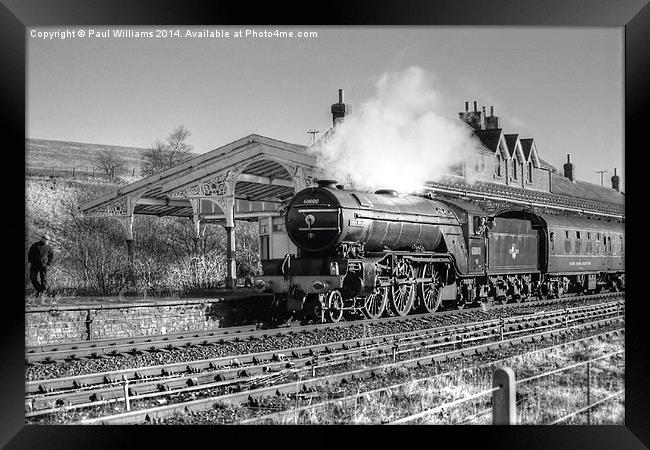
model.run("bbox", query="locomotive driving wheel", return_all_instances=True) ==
[390,261,416,316]
[326,290,344,323]
[419,264,443,313]
[362,287,388,319]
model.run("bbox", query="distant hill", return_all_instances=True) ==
[25,138,149,175]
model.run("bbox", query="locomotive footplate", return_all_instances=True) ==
[254,275,344,295]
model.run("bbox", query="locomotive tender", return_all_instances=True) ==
[255,179,625,323]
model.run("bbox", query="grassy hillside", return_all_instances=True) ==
[26,138,148,173]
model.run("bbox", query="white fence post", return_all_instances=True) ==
[492,367,516,425]
[122,375,131,411]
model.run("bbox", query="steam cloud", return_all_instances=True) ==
[308,67,481,193]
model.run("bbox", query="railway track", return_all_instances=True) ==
[25,299,623,423]
[25,292,623,363]
[238,327,625,425]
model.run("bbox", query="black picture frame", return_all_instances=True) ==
[4,0,648,448]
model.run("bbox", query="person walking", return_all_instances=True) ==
[28,234,54,297]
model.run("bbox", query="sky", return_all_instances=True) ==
[27,26,624,190]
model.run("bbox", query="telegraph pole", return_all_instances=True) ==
[596,170,607,186]
[307,129,320,146]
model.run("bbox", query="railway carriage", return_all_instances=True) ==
[539,213,625,294]
[255,180,624,323]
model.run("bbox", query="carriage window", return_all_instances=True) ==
[550,232,555,253]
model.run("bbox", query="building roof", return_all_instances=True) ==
[427,176,624,218]
[520,138,534,160]
[538,158,557,172]
[473,128,503,153]
[504,134,519,158]
[550,173,624,206]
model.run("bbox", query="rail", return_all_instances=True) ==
[236,328,622,425]
[70,316,622,424]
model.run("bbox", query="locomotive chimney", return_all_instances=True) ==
[563,154,575,182]
[611,168,620,192]
[484,105,500,129]
[316,179,338,189]
[331,88,351,126]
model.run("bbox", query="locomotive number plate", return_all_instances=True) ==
[349,219,367,227]
[471,246,482,255]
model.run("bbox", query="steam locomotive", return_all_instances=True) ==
[255,179,625,323]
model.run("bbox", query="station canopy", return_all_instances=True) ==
[80,134,319,229]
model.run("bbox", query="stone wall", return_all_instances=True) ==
[25,297,273,346]
[26,309,88,345]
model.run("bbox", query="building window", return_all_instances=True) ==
[576,231,581,239]
[587,232,591,240]
[565,230,569,239]
[511,159,518,179]
[495,154,502,177]
[528,162,533,182]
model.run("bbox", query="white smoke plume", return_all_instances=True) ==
[308,67,482,193]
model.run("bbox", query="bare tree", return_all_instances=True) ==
[141,125,193,176]
[95,150,126,181]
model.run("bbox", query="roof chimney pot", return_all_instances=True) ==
[473,101,477,112]
[465,101,469,112]
[338,89,344,103]
[611,168,620,192]
[490,106,494,117]
[563,154,575,182]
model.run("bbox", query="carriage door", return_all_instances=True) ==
[468,215,487,273]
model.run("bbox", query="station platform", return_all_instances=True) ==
[24,288,271,311]
[25,289,274,345]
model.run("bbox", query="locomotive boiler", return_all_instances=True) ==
[255,179,625,323]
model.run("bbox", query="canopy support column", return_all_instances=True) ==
[223,196,236,289]
[190,199,203,255]
[115,196,136,262]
